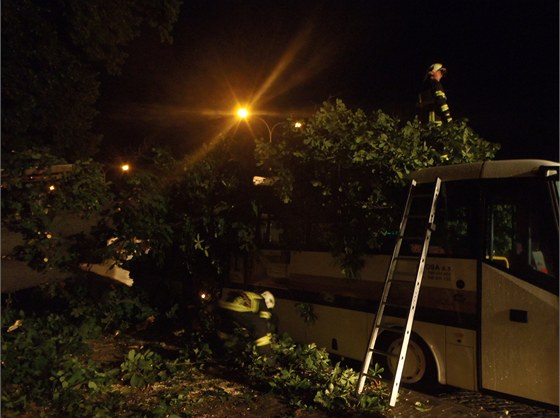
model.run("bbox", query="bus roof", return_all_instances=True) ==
[410,159,560,184]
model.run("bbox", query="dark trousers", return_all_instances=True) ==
[218,309,272,356]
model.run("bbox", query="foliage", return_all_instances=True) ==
[120,349,167,387]
[1,149,110,272]
[295,302,318,325]
[49,354,120,416]
[255,99,500,276]
[46,279,158,332]
[226,333,387,414]
[164,139,258,285]
[0,141,258,315]
[0,147,176,284]
[1,280,155,391]
[2,0,182,160]
[2,277,389,417]
[98,150,175,265]
[1,310,87,406]
[1,280,172,416]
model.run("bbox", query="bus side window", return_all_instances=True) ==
[486,203,515,268]
[258,213,284,248]
[426,182,476,258]
[442,204,474,257]
[485,182,558,280]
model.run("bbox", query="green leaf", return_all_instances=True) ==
[130,373,143,387]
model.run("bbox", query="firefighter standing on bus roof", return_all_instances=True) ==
[217,290,275,358]
[417,63,453,125]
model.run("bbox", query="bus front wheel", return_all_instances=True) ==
[377,332,436,387]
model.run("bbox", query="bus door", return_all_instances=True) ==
[481,179,559,405]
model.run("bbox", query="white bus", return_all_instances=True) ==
[227,159,559,406]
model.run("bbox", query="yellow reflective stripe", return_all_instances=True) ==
[218,300,253,312]
[260,311,271,319]
[232,296,246,305]
[245,292,262,312]
[440,104,449,112]
[219,291,262,313]
[255,333,272,347]
[435,90,446,99]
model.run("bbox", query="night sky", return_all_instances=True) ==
[98,0,559,161]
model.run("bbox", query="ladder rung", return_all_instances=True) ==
[401,235,425,241]
[369,348,398,358]
[376,325,404,334]
[390,278,416,285]
[383,302,409,310]
[407,214,427,219]
[361,371,385,380]
[393,271,418,277]
[393,270,416,276]
[394,256,417,261]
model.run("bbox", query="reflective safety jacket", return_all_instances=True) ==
[218,291,272,320]
[418,79,452,125]
[218,290,273,354]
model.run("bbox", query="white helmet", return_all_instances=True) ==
[261,291,275,310]
[428,63,447,75]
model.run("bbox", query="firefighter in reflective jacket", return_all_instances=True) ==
[217,290,275,357]
[417,63,452,125]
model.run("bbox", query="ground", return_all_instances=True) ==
[82,325,378,418]
[6,317,556,417]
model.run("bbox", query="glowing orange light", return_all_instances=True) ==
[294,121,303,128]
[121,164,130,172]
[237,108,249,119]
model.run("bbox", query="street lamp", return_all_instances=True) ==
[236,107,302,143]
[237,108,249,119]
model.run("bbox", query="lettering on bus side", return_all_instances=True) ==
[424,263,452,281]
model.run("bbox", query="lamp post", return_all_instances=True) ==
[236,107,301,142]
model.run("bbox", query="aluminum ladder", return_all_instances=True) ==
[356,177,441,407]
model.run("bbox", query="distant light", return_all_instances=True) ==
[237,108,249,119]
[199,291,212,302]
[294,121,303,128]
[121,164,130,172]
[48,185,56,191]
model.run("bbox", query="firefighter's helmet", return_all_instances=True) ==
[428,63,447,75]
[261,291,275,310]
